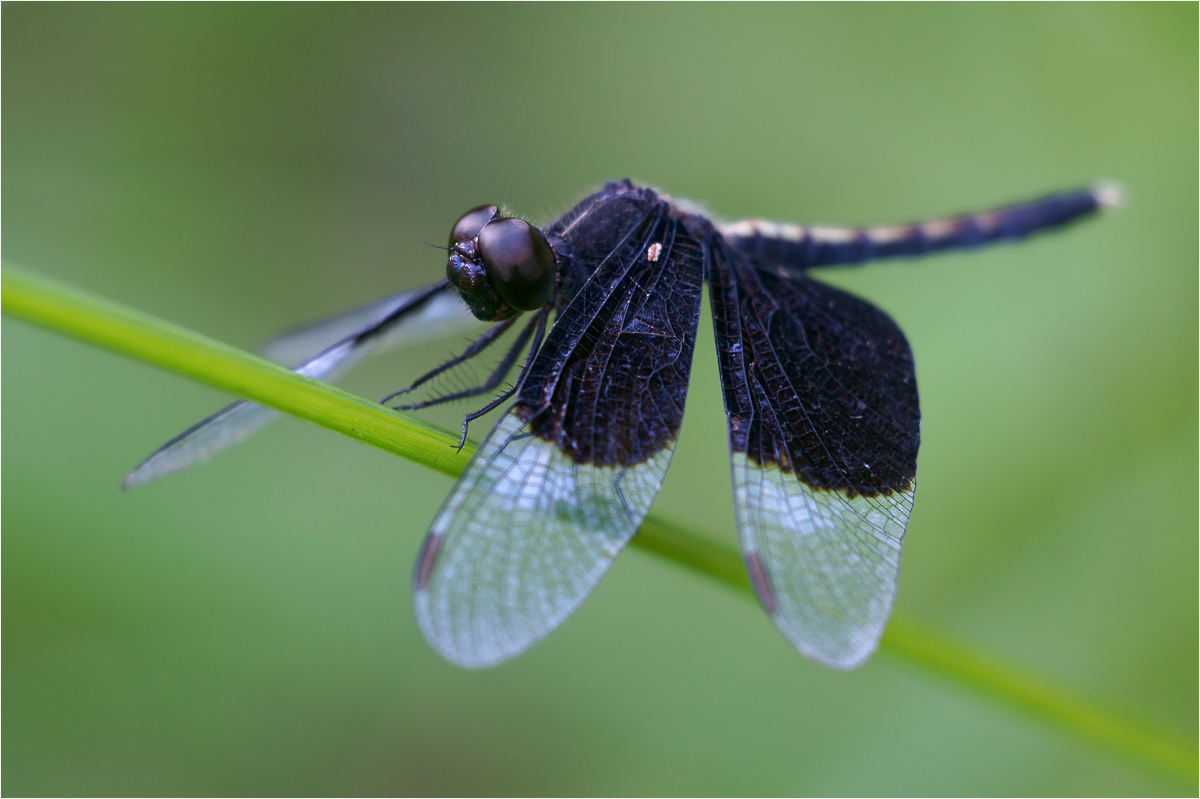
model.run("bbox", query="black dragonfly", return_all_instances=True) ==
[126,179,1120,669]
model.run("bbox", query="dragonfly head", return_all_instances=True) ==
[447,205,557,322]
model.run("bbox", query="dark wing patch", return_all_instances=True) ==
[519,192,705,467]
[713,242,918,495]
[709,238,918,668]
[414,193,706,667]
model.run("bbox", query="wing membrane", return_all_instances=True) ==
[731,451,910,667]
[710,240,919,668]
[414,193,705,667]
[414,412,675,667]
[125,280,472,488]
[264,284,477,365]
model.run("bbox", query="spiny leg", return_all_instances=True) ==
[454,307,549,450]
[383,315,519,406]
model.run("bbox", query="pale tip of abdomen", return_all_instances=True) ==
[1092,180,1126,211]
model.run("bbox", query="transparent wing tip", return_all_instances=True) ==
[783,621,881,671]
[123,462,166,490]
[413,590,526,670]
[122,449,208,490]
[122,401,277,490]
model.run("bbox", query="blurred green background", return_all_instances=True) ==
[4,4,1196,795]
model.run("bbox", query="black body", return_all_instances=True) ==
[126,178,1117,670]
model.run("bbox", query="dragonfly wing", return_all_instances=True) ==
[263,283,478,365]
[413,411,677,667]
[125,280,469,488]
[710,240,919,669]
[729,452,913,669]
[414,194,705,667]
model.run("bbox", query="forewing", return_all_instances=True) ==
[125,280,468,488]
[710,241,919,669]
[263,283,477,365]
[413,412,676,668]
[415,197,705,667]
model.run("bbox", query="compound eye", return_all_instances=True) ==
[449,205,500,248]
[476,218,556,311]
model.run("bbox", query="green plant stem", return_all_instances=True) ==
[635,515,1196,784]
[2,264,471,480]
[4,263,1195,786]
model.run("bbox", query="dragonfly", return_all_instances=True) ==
[126,179,1120,669]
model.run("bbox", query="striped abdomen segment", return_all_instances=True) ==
[719,183,1122,270]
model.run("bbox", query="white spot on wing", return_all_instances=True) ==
[647,242,662,262]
